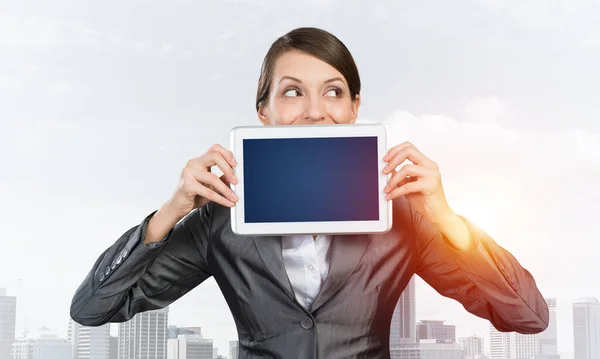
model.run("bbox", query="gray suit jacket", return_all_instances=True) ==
[70,196,549,358]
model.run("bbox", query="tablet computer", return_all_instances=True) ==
[229,123,392,236]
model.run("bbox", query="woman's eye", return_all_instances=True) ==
[284,88,301,97]
[326,88,341,97]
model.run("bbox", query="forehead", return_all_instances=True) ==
[272,50,346,85]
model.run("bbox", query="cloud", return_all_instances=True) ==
[464,96,512,123]
[383,97,600,174]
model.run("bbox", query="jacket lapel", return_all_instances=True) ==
[309,233,371,312]
[252,233,371,312]
[252,235,296,302]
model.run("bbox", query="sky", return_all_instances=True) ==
[1,0,599,357]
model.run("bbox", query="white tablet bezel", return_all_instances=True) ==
[229,123,392,236]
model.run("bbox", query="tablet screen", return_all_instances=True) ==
[243,136,379,223]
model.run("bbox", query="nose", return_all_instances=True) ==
[303,96,326,122]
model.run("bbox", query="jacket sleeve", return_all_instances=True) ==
[69,203,214,326]
[409,199,549,334]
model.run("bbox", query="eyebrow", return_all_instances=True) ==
[278,76,345,85]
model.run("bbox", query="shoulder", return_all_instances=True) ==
[206,201,231,233]
[391,195,414,230]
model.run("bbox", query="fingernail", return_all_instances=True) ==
[233,175,238,183]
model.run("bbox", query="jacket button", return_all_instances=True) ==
[300,317,314,329]
[105,267,110,276]
[99,273,105,282]
[111,261,117,270]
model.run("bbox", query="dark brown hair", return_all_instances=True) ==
[255,27,361,111]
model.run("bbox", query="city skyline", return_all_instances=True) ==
[3,287,597,359]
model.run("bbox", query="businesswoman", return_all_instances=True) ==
[70,27,549,358]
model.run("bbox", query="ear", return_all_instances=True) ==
[350,94,361,123]
[257,105,270,126]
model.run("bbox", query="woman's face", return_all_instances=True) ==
[258,50,360,126]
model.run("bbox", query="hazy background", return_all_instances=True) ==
[1,0,599,358]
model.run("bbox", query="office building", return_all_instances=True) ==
[416,320,455,343]
[229,341,238,359]
[109,336,117,359]
[118,307,168,359]
[68,318,110,359]
[534,297,561,359]
[390,276,416,346]
[573,297,600,359]
[459,335,484,358]
[167,334,212,359]
[1,288,17,359]
[490,323,540,359]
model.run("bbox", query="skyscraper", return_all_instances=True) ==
[118,307,168,359]
[459,335,484,358]
[416,320,456,343]
[68,318,110,359]
[166,334,212,359]
[573,297,600,359]
[229,341,238,359]
[389,276,416,346]
[109,337,117,359]
[537,298,559,359]
[0,288,17,359]
[489,323,540,359]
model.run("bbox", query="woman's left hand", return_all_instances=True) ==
[382,141,455,225]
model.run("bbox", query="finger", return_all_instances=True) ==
[208,143,236,167]
[384,146,436,172]
[385,164,433,192]
[385,169,417,193]
[183,175,235,207]
[193,181,236,207]
[194,151,237,185]
[384,141,413,160]
[199,170,238,203]
[209,152,238,185]
[384,142,437,170]
[184,168,238,204]
[395,175,418,190]
[386,180,425,199]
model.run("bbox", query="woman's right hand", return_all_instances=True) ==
[165,143,239,219]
